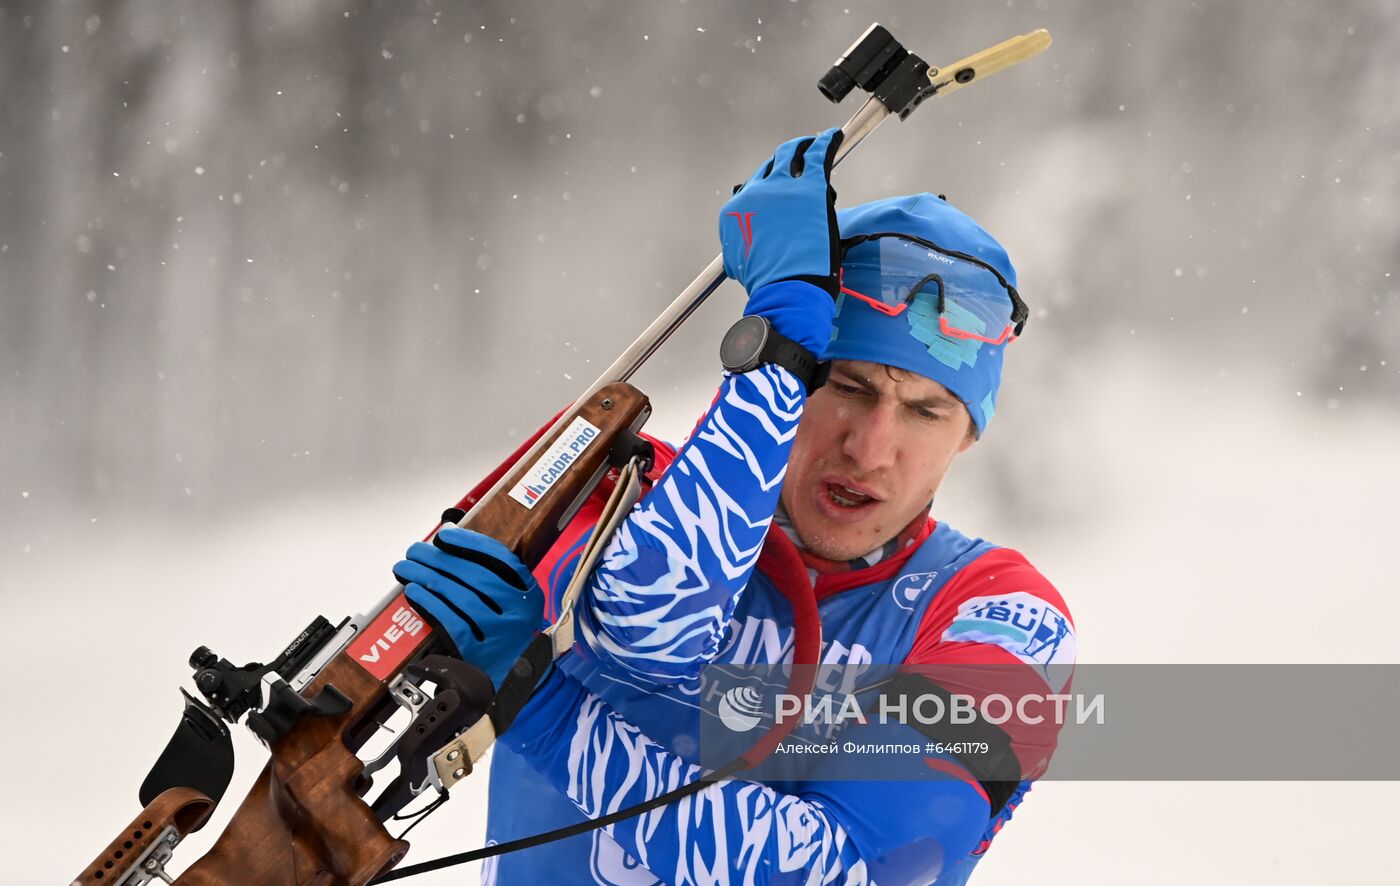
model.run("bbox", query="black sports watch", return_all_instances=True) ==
[719,315,830,395]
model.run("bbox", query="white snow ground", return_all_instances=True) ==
[4,345,1397,884]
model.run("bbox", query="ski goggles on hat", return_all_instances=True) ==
[837,233,1029,345]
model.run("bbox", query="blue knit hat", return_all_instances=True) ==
[827,193,1022,434]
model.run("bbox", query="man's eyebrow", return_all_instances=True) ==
[833,369,959,410]
[903,392,960,411]
[836,369,878,391]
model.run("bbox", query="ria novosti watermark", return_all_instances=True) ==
[695,664,1400,781]
[717,686,1105,733]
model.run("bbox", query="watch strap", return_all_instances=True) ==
[749,318,829,396]
[721,315,830,396]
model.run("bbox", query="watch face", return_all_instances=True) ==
[720,316,769,372]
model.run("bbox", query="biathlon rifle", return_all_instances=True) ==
[74,24,1050,886]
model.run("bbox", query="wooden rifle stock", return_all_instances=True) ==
[74,787,214,885]
[76,383,650,886]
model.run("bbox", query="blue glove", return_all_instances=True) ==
[393,527,545,689]
[719,128,844,300]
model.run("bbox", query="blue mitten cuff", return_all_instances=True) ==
[742,279,837,355]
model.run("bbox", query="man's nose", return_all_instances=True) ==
[841,402,898,473]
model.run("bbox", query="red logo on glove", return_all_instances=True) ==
[727,211,755,257]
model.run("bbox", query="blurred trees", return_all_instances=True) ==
[0,0,1394,525]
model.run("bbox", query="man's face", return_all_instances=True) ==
[780,359,977,561]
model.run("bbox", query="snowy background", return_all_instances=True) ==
[2,1,1397,883]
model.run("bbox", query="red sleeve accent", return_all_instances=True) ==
[908,548,1074,662]
[904,547,1075,780]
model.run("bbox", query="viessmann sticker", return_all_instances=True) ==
[508,416,601,509]
[348,594,432,682]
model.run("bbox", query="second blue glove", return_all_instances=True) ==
[394,527,545,689]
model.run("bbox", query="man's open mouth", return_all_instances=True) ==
[825,482,877,509]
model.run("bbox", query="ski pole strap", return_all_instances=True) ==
[426,457,647,790]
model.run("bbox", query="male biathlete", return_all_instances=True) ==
[392,128,1076,885]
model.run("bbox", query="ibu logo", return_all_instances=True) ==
[942,591,1076,691]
